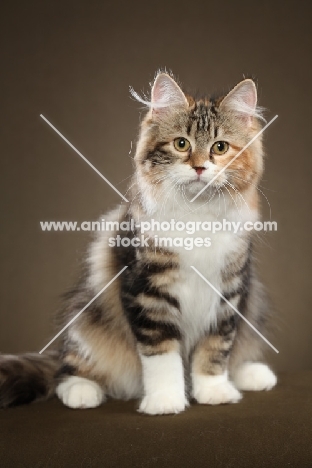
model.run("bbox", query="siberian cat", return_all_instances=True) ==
[0,72,277,415]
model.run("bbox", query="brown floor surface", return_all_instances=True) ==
[0,372,311,468]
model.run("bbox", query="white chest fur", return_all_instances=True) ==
[169,230,244,355]
[143,196,256,355]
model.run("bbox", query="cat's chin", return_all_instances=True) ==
[184,179,205,191]
[183,179,215,195]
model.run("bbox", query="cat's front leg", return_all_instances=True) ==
[121,248,188,415]
[191,314,242,405]
[138,340,188,415]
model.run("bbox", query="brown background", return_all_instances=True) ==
[0,0,311,372]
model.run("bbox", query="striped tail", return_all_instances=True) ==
[0,351,60,408]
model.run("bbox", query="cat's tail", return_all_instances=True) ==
[0,351,61,408]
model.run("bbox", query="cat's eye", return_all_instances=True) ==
[211,141,229,155]
[174,137,191,152]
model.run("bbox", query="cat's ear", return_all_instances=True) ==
[151,73,188,114]
[219,79,258,125]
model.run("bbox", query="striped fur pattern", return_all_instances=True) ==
[0,352,59,408]
[0,73,277,413]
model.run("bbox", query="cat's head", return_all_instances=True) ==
[132,72,265,211]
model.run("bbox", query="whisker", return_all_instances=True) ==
[223,183,241,216]
[225,181,252,216]
[227,173,272,219]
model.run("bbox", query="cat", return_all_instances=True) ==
[0,72,277,415]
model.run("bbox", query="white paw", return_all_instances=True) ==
[139,391,188,415]
[192,373,242,405]
[56,376,104,409]
[233,362,277,391]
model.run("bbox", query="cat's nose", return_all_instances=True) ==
[194,167,206,175]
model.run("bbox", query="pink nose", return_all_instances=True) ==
[194,167,205,175]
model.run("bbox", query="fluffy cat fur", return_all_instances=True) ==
[0,72,277,414]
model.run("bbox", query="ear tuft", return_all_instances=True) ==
[151,73,188,110]
[129,72,188,114]
[220,79,264,124]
